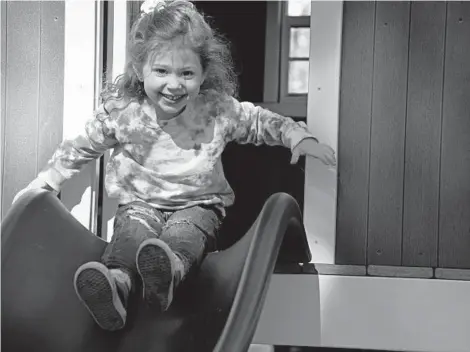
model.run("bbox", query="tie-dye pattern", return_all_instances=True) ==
[37,92,316,215]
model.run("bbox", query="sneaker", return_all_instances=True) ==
[136,238,184,311]
[73,262,129,331]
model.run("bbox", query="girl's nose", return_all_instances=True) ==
[166,74,184,90]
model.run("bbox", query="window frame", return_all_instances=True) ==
[261,1,309,118]
[280,3,310,103]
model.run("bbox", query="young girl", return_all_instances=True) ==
[14,0,336,331]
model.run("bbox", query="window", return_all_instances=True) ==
[262,0,311,117]
[282,0,311,97]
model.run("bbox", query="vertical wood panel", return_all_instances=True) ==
[439,2,470,269]
[335,2,375,265]
[37,2,64,170]
[402,2,446,267]
[303,1,343,263]
[263,2,281,102]
[1,0,7,219]
[128,1,143,30]
[367,2,410,265]
[2,2,40,218]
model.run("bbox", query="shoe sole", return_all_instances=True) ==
[136,239,175,311]
[73,262,126,331]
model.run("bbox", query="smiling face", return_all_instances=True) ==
[141,44,205,121]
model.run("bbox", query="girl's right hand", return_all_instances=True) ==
[12,178,56,205]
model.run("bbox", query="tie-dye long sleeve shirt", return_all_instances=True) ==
[37,92,316,214]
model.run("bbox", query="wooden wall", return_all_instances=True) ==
[1,1,65,219]
[336,1,470,269]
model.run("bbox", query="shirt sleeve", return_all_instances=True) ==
[223,97,318,151]
[37,104,118,191]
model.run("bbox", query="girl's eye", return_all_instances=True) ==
[182,71,194,79]
[154,68,167,76]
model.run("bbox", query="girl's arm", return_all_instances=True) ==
[36,104,118,192]
[223,98,318,151]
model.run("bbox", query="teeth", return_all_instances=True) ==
[161,93,184,101]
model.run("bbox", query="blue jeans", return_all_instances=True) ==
[101,201,223,286]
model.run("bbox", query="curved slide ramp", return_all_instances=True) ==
[2,190,311,352]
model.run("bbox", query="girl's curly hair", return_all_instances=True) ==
[101,1,238,108]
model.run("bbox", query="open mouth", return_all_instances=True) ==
[160,93,187,103]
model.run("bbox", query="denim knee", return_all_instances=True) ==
[161,220,207,270]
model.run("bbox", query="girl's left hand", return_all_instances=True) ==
[291,138,337,167]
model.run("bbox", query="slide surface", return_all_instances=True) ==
[1,190,310,352]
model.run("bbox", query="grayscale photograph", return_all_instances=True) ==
[1,1,469,352]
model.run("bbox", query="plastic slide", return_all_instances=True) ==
[1,190,311,352]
